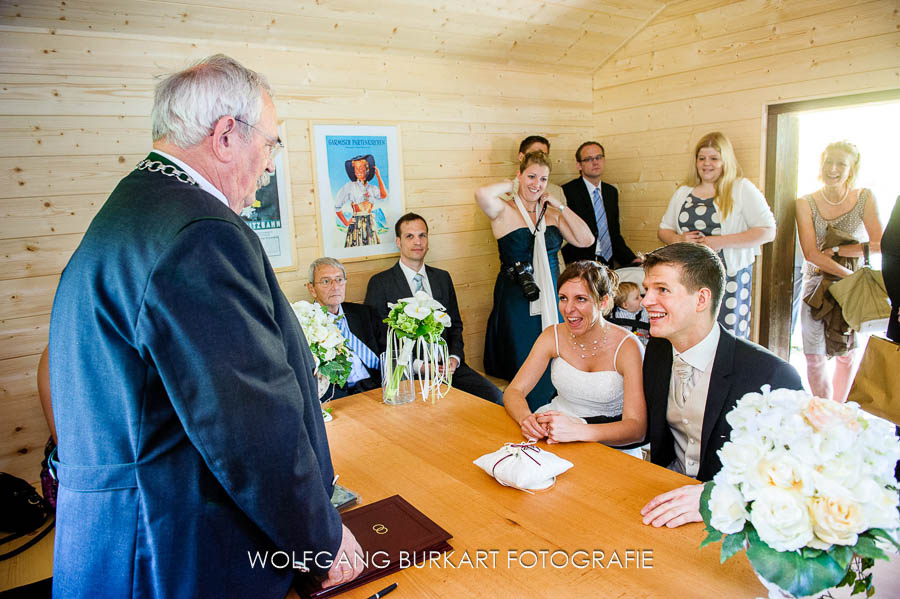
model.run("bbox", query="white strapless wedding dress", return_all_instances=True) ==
[535,325,644,458]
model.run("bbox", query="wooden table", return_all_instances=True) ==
[326,388,766,599]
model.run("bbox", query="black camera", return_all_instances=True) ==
[503,261,540,302]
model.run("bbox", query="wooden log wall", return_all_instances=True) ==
[594,0,900,255]
[0,30,591,481]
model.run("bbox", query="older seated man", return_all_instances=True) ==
[307,257,381,398]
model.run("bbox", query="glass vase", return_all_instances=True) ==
[381,350,416,405]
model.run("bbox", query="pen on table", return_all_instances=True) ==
[365,582,397,599]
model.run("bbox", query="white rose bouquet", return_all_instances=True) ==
[700,386,900,598]
[290,300,352,400]
[383,291,452,403]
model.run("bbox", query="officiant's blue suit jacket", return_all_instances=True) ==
[49,153,343,598]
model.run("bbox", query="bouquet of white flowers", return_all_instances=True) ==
[290,301,352,399]
[700,386,900,598]
[383,291,452,403]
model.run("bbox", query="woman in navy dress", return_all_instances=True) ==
[476,151,594,411]
[658,132,776,338]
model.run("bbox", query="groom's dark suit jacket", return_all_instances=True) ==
[560,178,636,266]
[643,325,803,482]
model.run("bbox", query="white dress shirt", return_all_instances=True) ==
[398,260,433,296]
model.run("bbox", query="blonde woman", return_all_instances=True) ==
[658,132,775,338]
[796,141,882,402]
[476,151,594,410]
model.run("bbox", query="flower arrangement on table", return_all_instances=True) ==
[291,300,352,417]
[383,291,453,403]
[700,386,900,599]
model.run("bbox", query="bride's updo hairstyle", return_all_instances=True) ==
[557,260,619,316]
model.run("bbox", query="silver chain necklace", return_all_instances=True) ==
[135,159,197,186]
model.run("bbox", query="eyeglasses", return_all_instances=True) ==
[579,154,605,163]
[315,276,347,287]
[234,118,284,160]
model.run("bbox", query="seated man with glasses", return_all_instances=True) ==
[561,141,641,268]
[307,257,382,398]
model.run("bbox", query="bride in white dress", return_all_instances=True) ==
[503,261,646,457]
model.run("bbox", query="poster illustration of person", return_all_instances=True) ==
[313,125,404,261]
[334,153,386,247]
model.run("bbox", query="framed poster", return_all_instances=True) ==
[240,122,296,271]
[311,124,404,261]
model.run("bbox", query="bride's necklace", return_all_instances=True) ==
[820,186,849,206]
[570,322,608,358]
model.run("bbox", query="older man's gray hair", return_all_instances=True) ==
[308,257,347,283]
[151,54,273,149]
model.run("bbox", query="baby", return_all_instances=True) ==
[609,281,650,346]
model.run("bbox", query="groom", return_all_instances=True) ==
[637,243,802,528]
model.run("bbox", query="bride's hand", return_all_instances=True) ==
[518,413,548,441]
[536,412,583,443]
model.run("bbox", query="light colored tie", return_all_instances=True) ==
[592,187,613,262]
[413,273,424,293]
[672,355,696,409]
[336,316,380,383]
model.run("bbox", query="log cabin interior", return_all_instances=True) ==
[1,0,898,593]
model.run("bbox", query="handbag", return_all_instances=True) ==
[0,472,55,561]
[847,335,900,425]
[829,243,891,333]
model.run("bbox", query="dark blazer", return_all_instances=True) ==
[643,325,803,482]
[364,263,465,362]
[49,153,342,598]
[335,301,381,393]
[560,177,637,266]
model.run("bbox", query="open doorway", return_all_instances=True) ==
[761,90,900,395]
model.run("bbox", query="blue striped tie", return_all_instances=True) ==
[336,316,380,382]
[593,187,613,262]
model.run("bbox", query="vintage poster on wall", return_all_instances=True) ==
[311,124,404,261]
[240,122,296,271]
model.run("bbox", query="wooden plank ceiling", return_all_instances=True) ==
[0,0,669,71]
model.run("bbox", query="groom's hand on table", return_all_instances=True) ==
[321,524,365,589]
[640,484,703,528]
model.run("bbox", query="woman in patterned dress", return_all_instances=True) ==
[657,132,776,338]
[796,141,882,402]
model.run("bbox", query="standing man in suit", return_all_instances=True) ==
[561,141,640,267]
[365,213,504,404]
[307,257,381,397]
[49,55,363,598]
[636,243,802,528]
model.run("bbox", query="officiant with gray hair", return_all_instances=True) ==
[307,257,382,397]
[48,54,363,598]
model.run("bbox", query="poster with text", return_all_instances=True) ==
[312,124,404,261]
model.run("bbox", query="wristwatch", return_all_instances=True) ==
[557,204,565,213]
[831,246,839,256]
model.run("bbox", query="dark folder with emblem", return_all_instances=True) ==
[297,494,453,598]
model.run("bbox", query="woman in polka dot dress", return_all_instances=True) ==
[657,132,776,338]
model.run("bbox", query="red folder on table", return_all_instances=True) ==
[297,494,453,598]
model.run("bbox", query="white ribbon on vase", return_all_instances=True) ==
[512,195,560,331]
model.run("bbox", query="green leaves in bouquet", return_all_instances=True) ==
[384,304,446,341]
[745,529,847,598]
[698,481,748,563]
[319,353,351,388]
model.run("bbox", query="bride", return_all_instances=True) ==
[503,261,646,457]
